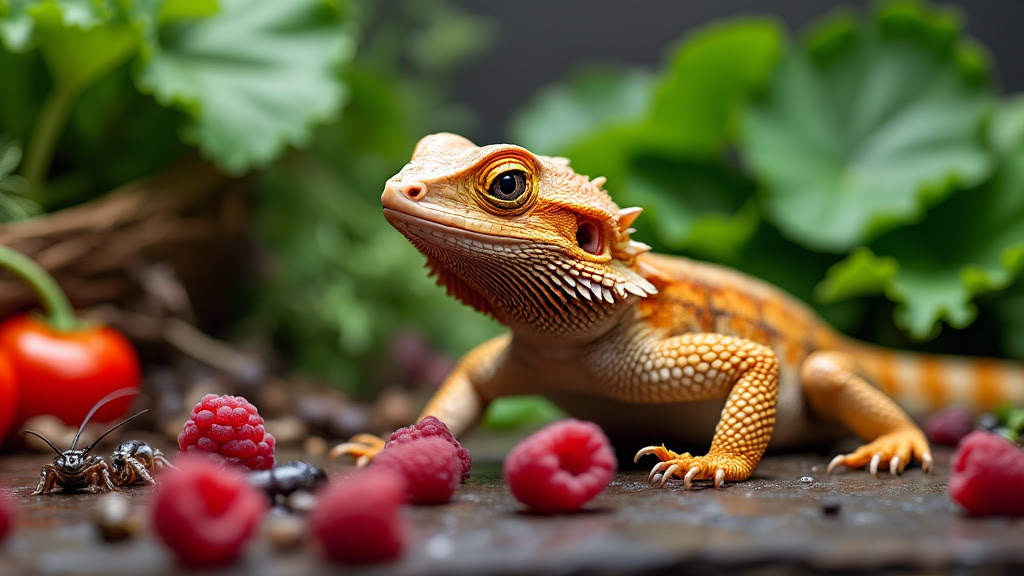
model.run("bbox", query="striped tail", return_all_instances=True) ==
[849,343,1024,417]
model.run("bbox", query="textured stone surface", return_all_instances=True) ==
[0,433,1022,575]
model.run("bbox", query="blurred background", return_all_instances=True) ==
[0,0,1022,444]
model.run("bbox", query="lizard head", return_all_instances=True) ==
[382,133,657,334]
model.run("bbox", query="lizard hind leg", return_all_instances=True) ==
[800,351,932,477]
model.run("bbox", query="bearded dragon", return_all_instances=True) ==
[333,133,1024,489]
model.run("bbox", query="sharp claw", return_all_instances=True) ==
[683,467,699,490]
[659,465,681,487]
[648,461,668,483]
[355,455,372,468]
[922,453,934,474]
[634,446,658,463]
[890,456,901,477]
[827,454,846,474]
[714,469,725,490]
[869,453,881,478]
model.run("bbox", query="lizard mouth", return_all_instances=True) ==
[382,207,530,248]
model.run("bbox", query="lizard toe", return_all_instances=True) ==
[826,428,931,477]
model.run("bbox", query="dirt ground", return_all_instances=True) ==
[1,431,1022,576]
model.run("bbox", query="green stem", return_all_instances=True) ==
[21,82,81,204]
[0,245,78,331]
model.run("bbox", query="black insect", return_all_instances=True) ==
[110,439,175,487]
[23,388,146,495]
[248,460,328,500]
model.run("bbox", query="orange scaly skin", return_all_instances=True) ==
[335,133,1024,489]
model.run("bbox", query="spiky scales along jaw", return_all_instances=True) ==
[381,133,656,336]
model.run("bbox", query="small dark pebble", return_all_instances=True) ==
[821,497,842,517]
[977,413,1000,432]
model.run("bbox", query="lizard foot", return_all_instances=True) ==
[826,428,933,477]
[327,433,387,467]
[634,445,750,490]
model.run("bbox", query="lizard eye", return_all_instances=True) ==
[476,150,539,215]
[490,170,527,202]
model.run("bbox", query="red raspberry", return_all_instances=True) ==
[925,407,973,446]
[949,431,1024,516]
[503,419,616,514]
[178,394,276,470]
[387,416,471,480]
[309,469,407,564]
[151,456,267,567]
[374,437,461,504]
[0,491,16,543]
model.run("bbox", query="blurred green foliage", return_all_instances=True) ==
[510,0,1024,359]
[0,0,354,213]
[249,0,501,393]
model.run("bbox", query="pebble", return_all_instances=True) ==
[800,476,814,484]
[264,510,306,552]
[304,436,329,457]
[821,497,842,517]
[286,490,318,514]
[93,493,141,542]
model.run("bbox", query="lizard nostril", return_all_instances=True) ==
[403,183,425,201]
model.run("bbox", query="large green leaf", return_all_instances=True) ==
[508,19,782,259]
[820,97,1024,339]
[742,1,995,252]
[510,68,653,157]
[618,155,759,261]
[136,0,356,174]
[646,18,781,156]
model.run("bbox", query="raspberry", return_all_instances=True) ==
[503,419,617,514]
[178,394,276,470]
[151,456,267,567]
[309,469,407,564]
[0,491,16,544]
[949,431,1024,516]
[374,437,461,504]
[387,416,471,480]
[925,407,974,446]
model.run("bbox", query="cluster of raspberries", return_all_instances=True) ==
[159,393,622,567]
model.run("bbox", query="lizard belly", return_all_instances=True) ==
[536,367,840,451]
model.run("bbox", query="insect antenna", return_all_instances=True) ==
[20,430,64,457]
[82,410,150,456]
[71,387,140,449]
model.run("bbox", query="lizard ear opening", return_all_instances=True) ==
[576,220,603,255]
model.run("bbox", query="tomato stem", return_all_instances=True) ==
[0,245,78,331]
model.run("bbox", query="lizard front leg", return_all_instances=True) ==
[800,351,932,476]
[329,334,509,464]
[631,333,779,489]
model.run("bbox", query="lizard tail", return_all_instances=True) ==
[848,342,1024,417]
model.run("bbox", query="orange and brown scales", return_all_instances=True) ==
[635,252,840,370]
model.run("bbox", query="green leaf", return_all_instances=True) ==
[824,98,1024,339]
[510,68,653,156]
[0,139,38,221]
[508,19,784,261]
[1,0,111,51]
[136,0,356,174]
[619,155,759,260]
[647,17,782,155]
[742,1,995,252]
[817,247,898,302]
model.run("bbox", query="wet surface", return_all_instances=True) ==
[1,433,1023,575]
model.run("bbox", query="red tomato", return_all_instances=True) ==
[0,314,140,427]
[0,352,17,445]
